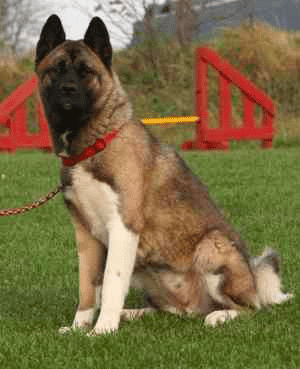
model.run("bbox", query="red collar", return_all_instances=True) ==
[61,129,119,167]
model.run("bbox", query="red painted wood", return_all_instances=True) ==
[243,95,255,130]
[0,76,52,152]
[205,127,273,141]
[182,47,275,150]
[0,112,10,127]
[199,48,275,114]
[195,58,209,140]
[0,77,38,115]
[219,75,231,130]
[0,48,275,153]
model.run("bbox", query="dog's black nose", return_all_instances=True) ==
[61,82,78,95]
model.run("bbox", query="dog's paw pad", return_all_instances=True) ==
[205,310,239,326]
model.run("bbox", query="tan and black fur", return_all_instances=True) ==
[35,15,292,334]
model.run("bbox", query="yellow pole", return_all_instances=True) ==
[142,116,198,125]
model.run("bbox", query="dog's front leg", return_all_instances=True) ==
[59,214,105,334]
[89,215,139,335]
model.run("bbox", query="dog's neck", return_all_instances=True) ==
[80,73,132,145]
[96,72,132,130]
[60,129,119,166]
[55,72,132,157]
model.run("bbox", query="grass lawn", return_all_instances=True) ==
[0,148,299,369]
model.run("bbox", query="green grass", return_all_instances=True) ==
[0,148,299,369]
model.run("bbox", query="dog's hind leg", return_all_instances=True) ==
[194,230,259,309]
[120,307,156,321]
[251,248,294,306]
[59,214,106,334]
[205,248,294,326]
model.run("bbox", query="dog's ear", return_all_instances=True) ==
[35,15,66,67]
[84,17,112,69]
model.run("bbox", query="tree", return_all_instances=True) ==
[175,0,199,45]
[90,0,160,47]
[175,0,254,45]
[0,0,50,53]
[91,0,253,47]
[0,0,9,36]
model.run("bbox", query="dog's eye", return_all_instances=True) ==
[43,61,67,80]
[57,60,66,73]
[79,65,94,78]
[43,67,57,81]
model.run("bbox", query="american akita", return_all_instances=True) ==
[35,14,293,335]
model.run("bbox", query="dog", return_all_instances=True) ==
[35,14,293,335]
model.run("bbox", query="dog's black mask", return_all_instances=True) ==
[35,15,112,155]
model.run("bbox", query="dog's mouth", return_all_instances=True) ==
[63,102,73,110]
[61,97,74,111]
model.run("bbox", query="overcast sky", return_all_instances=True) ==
[40,0,239,49]
[43,0,159,49]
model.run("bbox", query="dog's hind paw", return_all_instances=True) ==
[120,307,155,320]
[205,309,239,326]
[274,292,294,304]
[58,326,73,335]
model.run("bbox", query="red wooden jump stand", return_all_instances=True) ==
[181,47,275,151]
[0,47,275,153]
[0,76,52,153]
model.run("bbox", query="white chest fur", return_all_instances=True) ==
[64,165,120,246]
[63,165,140,334]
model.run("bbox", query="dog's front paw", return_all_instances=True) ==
[58,322,92,335]
[59,307,95,334]
[87,313,119,336]
[87,322,118,336]
[87,325,116,336]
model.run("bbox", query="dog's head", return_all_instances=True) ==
[35,15,113,154]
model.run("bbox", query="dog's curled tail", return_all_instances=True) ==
[251,248,293,307]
